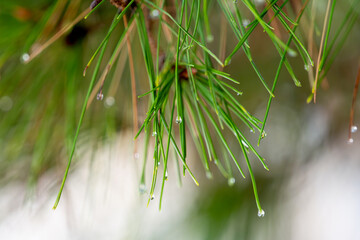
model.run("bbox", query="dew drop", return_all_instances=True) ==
[351,125,358,133]
[139,184,146,194]
[96,92,104,101]
[304,64,309,71]
[227,59,232,65]
[150,9,159,19]
[206,35,214,43]
[242,19,250,28]
[257,209,265,217]
[348,138,354,144]
[287,50,297,57]
[152,131,157,137]
[228,177,235,186]
[150,195,155,200]
[206,171,213,179]
[176,116,182,124]
[261,131,267,139]
[165,171,168,180]
[157,161,160,166]
[0,96,13,112]
[250,129,255,133]
[21,53,30,63]
[254,0,265,6]
[105,96,115,107]
[241,140,249,149]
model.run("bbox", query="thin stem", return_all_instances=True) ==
[349,66,360,142]
[25,8,90,63]
[312,0,332,103]
[124,15,139,155]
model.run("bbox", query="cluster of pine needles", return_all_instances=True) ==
[0,0,359,216]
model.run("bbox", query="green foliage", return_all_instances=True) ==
[0,0,359,215]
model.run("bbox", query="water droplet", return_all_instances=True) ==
[134,152,140,159]
[206,171,213,179]
[237,92,241,96]
[139,184,146,193]
[261,131,267,139]
[348,138,354,144]
[206,35,214,43]
[105,96,115,107]
[150,195,155,200]
[165,171,168,180]
[152,131,157,136]
[228,177,235,186]
[250,129,255,133]
[241,140,249,149]
[226,59,232,65]
[157,161,160,166]
[242,19,250,27]
[97,92,104,101]
[176,116,182,124]
[150,9,159,19]
[257,209,265,217]
[304,64,309,71]
[0,96,13,112]
[254,0,265,6]
[287,50,297,57]
[21,53,30,63]
[351,125,358,133]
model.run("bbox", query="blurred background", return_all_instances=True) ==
[0,0,360,239]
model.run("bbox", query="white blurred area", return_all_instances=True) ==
[0,131,199,239]
[287,142,360,240]
[1,104,360,239]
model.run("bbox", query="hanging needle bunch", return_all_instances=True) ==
[0,0,359,216]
